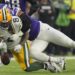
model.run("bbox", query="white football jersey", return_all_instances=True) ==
[0,16,23,50]
[11,16,22,34]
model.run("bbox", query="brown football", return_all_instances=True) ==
[1,52,10,65]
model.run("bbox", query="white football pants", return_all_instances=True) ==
[30,21,75,62]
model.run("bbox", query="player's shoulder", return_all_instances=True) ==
[11,16,22,33]
[12,16,20,21]
[12,16,22,26]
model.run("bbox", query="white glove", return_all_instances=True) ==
[0,41,7,52]
[9,34,19,42]
[9,31,23,42]
[14,44,22,53]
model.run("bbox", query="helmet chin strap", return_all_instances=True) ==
[0,23,9,30]
[0,25,8,30]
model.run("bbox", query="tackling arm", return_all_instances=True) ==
[19,31,29,45]
[17,10,31,45]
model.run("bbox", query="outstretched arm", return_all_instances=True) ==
[16,10,31,45]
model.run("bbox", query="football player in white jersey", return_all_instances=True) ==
[0,6,36,71]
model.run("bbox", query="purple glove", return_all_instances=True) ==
[12,7,21,16]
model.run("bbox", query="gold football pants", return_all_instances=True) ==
[12,41,33,70]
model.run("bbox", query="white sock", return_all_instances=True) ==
[49,57,61,63]
[31,53,49,62]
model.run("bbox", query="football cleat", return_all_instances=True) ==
[56,57,66,70]
[44,61,62,73]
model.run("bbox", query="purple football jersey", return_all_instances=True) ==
[1,0,26,12]
[29,17,40,41]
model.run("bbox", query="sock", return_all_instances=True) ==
[25,61,44,72]
[49,57,61,63]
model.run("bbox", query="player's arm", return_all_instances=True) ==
[12,8,31,52]
[17,10,31,45]
[19,31,29,45]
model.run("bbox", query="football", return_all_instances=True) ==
[1,52,10,65]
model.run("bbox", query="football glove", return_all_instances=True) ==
[12,7,21,16]
[0,41,7,52]
[14,44,22,53]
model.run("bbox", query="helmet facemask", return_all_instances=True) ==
[0,7,12,30]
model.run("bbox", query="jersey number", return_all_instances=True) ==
[5,0,20,9]
[13,18,19,22]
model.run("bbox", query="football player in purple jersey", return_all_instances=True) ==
[0,3,69,72]
[0,4,65,72]
[1,0,39,15]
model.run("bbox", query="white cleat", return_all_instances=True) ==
[44,57,66,73]
[56,57,66,70]
[44,61,62,73]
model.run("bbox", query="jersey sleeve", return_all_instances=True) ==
[19,13,31,33]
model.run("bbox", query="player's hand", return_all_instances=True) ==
[12,7,23,16]
[0,41,7,52]
[0,41,4,49]
[14,44,22,53]
[9,34,20,42]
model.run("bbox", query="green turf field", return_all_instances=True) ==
[0,59,75,75]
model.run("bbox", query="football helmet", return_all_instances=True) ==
[0,7,12,28]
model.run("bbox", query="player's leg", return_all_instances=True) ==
[38,21,75,49]
[30,39,49,62]
[12,41,44,71]
[12,46,27,70]
[30,39,62,63]
[25,61,44,72]
[12,46,47,72]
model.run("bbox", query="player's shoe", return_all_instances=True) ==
[56,57,66,70]
[44,61,62,73]
[44,57,66,72]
